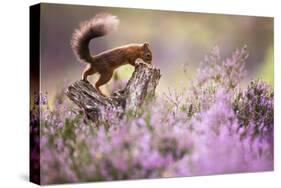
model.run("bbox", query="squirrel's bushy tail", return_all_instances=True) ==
[71,13,119,63]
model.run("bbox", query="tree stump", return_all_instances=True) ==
[66,59,161,122]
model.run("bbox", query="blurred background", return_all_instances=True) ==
[40,3,273,104]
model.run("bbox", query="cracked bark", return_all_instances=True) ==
[66,59,161,123]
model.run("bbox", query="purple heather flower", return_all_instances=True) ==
[37,46,273,184]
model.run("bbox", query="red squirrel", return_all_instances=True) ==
[71,13,152,96]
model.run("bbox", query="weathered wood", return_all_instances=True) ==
[66,59,161,122]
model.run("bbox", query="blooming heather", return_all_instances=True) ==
[32,46,273,184]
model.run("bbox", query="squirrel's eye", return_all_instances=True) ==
[146,54,151,57]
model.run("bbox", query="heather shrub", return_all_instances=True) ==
[233,79,273,149]
[34,46,273,184]
[186,45,248,116]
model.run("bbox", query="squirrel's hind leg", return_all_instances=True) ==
[82,64,97,81]
[95,71,113,96]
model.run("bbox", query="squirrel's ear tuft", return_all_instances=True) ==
[143,42,150,48]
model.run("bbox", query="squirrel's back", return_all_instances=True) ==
[71,14,119,63]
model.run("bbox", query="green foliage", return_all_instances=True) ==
[257,47,274,85]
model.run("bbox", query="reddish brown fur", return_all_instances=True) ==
[71,14,152,96]
[83,43,152,95]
